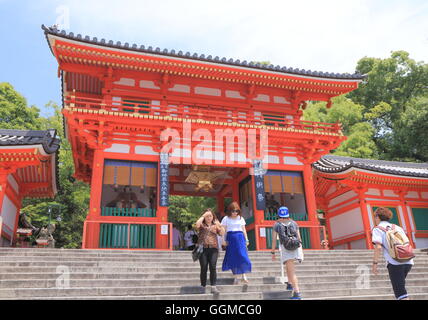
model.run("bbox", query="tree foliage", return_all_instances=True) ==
[0,84,90,248]
[168,196,217,233]
[303,95,377,158]
[0,82,44,130]
[348,51,428,160]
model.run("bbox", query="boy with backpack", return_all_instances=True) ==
[371,207,415,300]
[271,206,304,300]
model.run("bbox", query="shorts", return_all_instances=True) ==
[280,244,304,263]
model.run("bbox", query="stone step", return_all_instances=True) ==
[1,273,428,290]
[5,256,420,267]
[0,261,409,268]
[300,285,428,299]
[311,292,428,300]
[1,290,292,300]
[2,251,423,259]
[2,263,427,274]
[0,253,424,262]
[14,285,425,300]
[3,254,419,261]
[0,270,427,282]
[0,248,425,300]
[0,250,424,256]
[0,283,291,299]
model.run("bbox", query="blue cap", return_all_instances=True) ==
[278,206,289,218]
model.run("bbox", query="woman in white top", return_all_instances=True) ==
[221,202,252,284]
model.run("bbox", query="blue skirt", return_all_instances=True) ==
[222,231,252,275]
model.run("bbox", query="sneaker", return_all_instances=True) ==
[286,282,293,291]
[211,286,220,294]
[290,292,302,300]
[200,286,207,294]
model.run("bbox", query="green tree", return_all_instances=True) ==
[0,82,44,130]
[168,196,217,233]
[303,95,377,158]
[0,86,92,248]
[392,96,428,161]
[348,51,428,159]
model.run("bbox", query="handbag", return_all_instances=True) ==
[192,244,204,262]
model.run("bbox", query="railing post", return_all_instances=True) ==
[128,223,131,249]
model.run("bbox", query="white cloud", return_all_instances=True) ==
[43,0,428,73]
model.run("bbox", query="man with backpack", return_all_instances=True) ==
[271,206,304,300]
[371,207,415,300]
[184,225,198,250]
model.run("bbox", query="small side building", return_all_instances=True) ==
[314,155,428,250]
[0,129,60,246]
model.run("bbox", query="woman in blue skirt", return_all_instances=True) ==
[221,202,252,284]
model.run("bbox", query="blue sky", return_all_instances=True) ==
[1,0,427,118]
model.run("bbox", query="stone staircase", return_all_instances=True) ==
[0,248,427,300]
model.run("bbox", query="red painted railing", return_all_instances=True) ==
[64,94,343,135]
[255,224,327,250]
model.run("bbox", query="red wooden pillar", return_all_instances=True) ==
[325,213,334,249]
[395,191,416,248]
[303,164,321,249]
[357,188,373,249]
[0,170,8,213]
[217,195,225,215]
[232,179,239,203]
[85,148,104,248]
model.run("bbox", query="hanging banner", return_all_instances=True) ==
[253,159,266,210]
[159,153,170,207]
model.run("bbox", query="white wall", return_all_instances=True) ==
[7,174,19,194]
[350,238,367,249]
[333,244,347,250]
[329,207,364,241]
[329,190,357,207]
[0,195,17,236]
[105,144,131,153]
[415,238,428,249]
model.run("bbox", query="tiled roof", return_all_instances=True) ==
[0,129,60,154]
[42,25,365,81]
[313,155,428,178]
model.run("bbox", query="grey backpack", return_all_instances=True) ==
[277,221,301,251]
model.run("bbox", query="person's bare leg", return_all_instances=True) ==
[242,273,249,284]
[233,274,240,285]
[285,260,299,293]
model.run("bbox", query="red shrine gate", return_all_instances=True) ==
[43,25,364,250]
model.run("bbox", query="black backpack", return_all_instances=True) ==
[191,234,198,244]
[277,221,301,251]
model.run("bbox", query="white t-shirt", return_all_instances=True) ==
[221,216,246,232]
[184,230,196,247]
[371,221,414,266]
